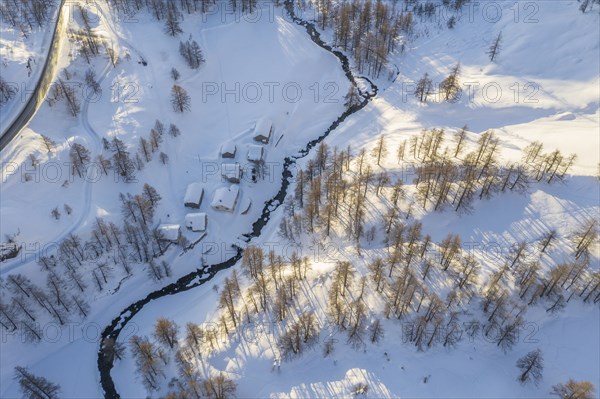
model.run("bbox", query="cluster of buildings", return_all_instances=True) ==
[157,118,273,242]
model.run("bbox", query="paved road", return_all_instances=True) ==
[0,0,66,151]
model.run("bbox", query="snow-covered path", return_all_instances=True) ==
[0,0,67,149]
[0,1,150,275]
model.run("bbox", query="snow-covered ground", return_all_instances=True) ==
[0,0,61,131]
[110,256,599,399]
[340,0,599,173]
[0,1,347,260]
[0,0,598,397]
[1,1,348,397]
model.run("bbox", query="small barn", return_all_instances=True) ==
[211,185,240,212]
[247,145,264,163]
[253,118,272,144]
[184,183,204,208]
[220,142,237,158]
[157,224,181,242]
[0,243,20,262]
[221,163,242,183]
[184,213,207,232]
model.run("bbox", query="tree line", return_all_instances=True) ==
[139,126,596,392]
[126,317,237,397]
[308,0,472,79]
[68,5,120,67]
[1,116,187,342]
[171,223,596,396]
[0,0,56,37]
[0,180,189,342]
[274,133,597,352]
[62,118,180,183]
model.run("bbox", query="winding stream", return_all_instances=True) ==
[98,2,378,397]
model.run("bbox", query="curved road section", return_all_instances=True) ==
[0,0,67,151]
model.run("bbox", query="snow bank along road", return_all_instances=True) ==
[98,1,378,397]
[0,0,67,151]
[0,2,152,276]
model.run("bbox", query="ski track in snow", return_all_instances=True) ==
[0,2,170,276]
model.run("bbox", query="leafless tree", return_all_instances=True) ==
[14,366,61,399]
[368,318,384,343]
[57,78,81,116]
[170,67,180,81]
[0,77,17,104]
[487,32,502,62]
[154,317,180,349]
[202,373,237,399]
[102,337,126,365]
[551,380,595,399]
[110,137,136,182]
[69,143,91,178]
[168,123,181,137]
[159,152,169,164]
[164,10,182,36]
[517,349,544,385]
[51,207,61,220]
[573,218,598,260]
[40,135,57,153]
[179,38,205,69]
[130,335,165,391]
[371,135,387,166]
[171,84,191,112]
[368,257,385,293]
[415,73,433,102]
[440,63,462,102]
[218,272,241,328]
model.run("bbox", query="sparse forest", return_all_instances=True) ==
[311,0,474,79]
[128,318,238,397]
[0,0,57,35]
[0,170,183,341]
[96,0,475,80]
[0,0,597,396]
[137,129,600,397]
[14,366,61,399]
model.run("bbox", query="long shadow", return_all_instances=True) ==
[98,2,378,397]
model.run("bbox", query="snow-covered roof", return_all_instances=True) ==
[254,117,272,138]
[184,213,207,231]
[211,185,240,211]
[247,145,264,162]
[157,224,180,241]
[220,142,237,156]
[0,243,19,259]
[0,243,18,252]
[184,183,204,205]
[221,163,241,180]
